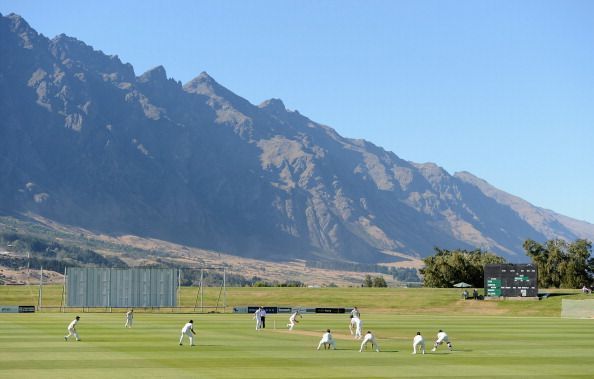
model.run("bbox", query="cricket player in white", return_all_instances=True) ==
[359,331,380,352]
[287,311,301,330]
[179,320,196,346]
[125,309,133,328]
[352,316,363,339]
[64,316,81,341]
[349,315,356,335]
[350,307,360,318]
[412,331,425,354]
[253,307,262,330]
[432,329,453,351]
[317,329,336,350]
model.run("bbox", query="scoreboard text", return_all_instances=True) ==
[484,264,538,297]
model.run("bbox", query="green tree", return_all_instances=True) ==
[363,274,373,287]
[546,239,565,288]
[523,239,548,287]
[372,276,387,287]
[564,239,593,287]
[420,247,505,288]
[524,239,592,288]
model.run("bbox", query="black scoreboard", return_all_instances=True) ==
[484,264,538,297]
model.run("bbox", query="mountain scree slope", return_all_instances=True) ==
[1,13,593,264]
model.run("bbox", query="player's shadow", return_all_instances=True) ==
[432,349,472,353]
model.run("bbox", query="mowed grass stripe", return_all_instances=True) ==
[2,312,594,378]
[1,287,593,378]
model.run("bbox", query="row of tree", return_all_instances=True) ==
[420,239,593,288]
[362,274,388,287]
[523,239,593,288]
[420,248,505,288]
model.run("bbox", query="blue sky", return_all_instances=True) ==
[2,0,593,224]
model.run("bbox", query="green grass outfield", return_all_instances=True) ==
[1,287,594,378]
[1,312,593,378]
[1,285,590,316]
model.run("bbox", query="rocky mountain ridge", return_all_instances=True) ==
[1,12,593,265]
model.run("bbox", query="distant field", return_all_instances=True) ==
[0,285,589,316]
[1,287,594,377]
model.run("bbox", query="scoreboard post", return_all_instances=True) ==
[484,264,538,298]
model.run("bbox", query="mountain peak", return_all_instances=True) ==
[183,71,220,95]
[4,12,594,265]
[48,33,135,81]
[138,65,167,83]
[258,98,286,114]
[3,12,41,49]
[197,71,214,82]
[5,12,30,28]
[53,32,77,42]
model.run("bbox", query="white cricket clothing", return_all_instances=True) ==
[253,309,262,330]
[436,331,449,343]
[359,332,380,352]
[182,322,193,333]
[179,322,195,345]
[125,311,133,328]
[65,318,80,341]
[353,317,363,339]
[68,319,78,330]
[433,330,453,351]
[349,317,356,335]
[413,335,425,354]
[317,332,336,350]
[179,331,194,345]
[288,312,299,330]
[350,308,360,318]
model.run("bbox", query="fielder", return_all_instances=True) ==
[253,307,262,330]
[64,316,81,341]
[352,315,363,339]
[125,309,134,328]
[412,331,425,354]
[179,320,196,346]
[359,330,380,352]
[287,310,301,330]
[432,329,453,351]
[348,315,356,335]
[317,329,336,350]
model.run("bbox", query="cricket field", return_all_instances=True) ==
[1,286,593,378]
